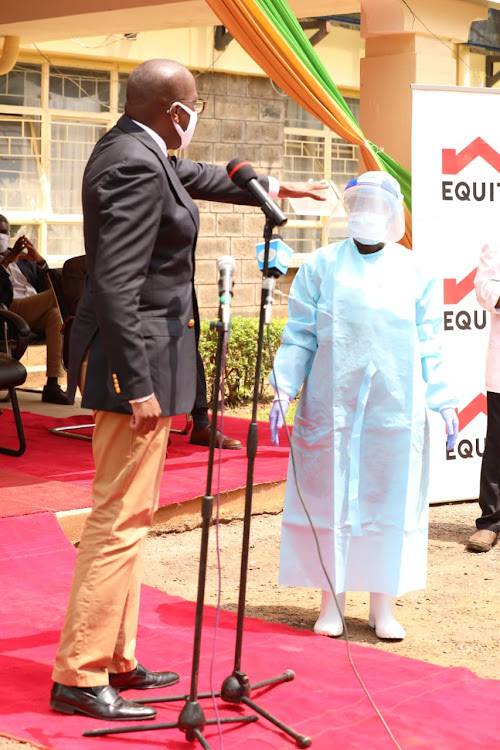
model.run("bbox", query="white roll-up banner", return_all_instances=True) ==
[411,84,500,503]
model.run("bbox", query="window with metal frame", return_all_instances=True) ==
[0,61,122,263]
[282,96,360,256]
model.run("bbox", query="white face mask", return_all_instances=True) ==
[0,233,9,255]
[347,214,389,244]
[169,101,198,150]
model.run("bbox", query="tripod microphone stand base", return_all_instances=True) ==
[220,669,311,748]
[123,668,311,748]
[83,712,258,745]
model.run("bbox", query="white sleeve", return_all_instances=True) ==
[474,243,500,315]
[267,176,279,199]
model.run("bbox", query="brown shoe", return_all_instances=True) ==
[190,425,242,450]
[467,529,499,552]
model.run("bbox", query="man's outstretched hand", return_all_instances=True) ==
[278,179,330,201]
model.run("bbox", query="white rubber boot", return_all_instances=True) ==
[313,590,346,637]
[368,593,405,640]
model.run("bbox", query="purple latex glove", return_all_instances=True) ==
[440,407,459,451]
[269,396,291,446]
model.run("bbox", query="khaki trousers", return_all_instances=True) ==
[52,409,171,686]
[10,289,64,378]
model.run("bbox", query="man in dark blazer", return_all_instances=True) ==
[50,58,327,722]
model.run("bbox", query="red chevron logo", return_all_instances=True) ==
[442,137,500,174]
[457,394,487,432]
[443,268,477,304]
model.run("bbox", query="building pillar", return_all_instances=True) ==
[359,0,487,172]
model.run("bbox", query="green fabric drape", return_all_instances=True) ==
[254,0,412,213]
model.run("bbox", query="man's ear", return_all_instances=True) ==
[168,105,181,125]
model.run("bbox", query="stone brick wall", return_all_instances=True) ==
[184,70,292,322]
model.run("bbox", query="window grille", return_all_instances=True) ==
[282,96,360,256]
[0,62,116,263]
[50,118,107,214]
[0,116,43,213]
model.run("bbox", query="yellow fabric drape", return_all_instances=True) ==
[205,0,412,247]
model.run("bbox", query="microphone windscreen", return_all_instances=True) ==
[226,158,258,188]
[216,255,236,272]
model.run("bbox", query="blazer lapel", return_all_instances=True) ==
[115,115,199,229]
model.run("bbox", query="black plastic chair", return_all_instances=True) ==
[0,309,30,456]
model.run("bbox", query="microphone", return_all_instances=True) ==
[255,236,294,278]
[255,237,294,325]
[216,255,236,332]
[227,158,288,227]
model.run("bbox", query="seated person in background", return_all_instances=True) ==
[0,215,68,405]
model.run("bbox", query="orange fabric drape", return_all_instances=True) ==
[205,0,412,247]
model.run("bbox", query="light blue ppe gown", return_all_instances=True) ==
[271,239,457,597]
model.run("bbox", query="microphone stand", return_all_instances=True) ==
[215,217,311,748]
[83,305,257,747]
[84,219,311,747]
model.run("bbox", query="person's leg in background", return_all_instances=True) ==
[9,289,69,404]
[468,390,500,552]
[189,344,242,450]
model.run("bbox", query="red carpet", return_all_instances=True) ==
[1,512,500,750]
[0,412,289,517]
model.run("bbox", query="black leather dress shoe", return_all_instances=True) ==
[50,683,157,721]
[109,663,180,691]
[190,425,242,450]
[42,382,69,405]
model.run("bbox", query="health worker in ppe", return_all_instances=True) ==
[269,171,459,640]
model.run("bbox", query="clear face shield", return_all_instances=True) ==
[342,172,405,244]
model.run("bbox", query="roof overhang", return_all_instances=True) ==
[0,1,360,44]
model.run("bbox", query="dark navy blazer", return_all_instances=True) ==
[68,114,268,416]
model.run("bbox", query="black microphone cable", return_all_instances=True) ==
[266,324,403,750]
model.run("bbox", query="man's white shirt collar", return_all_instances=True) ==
[132,120,168,159]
